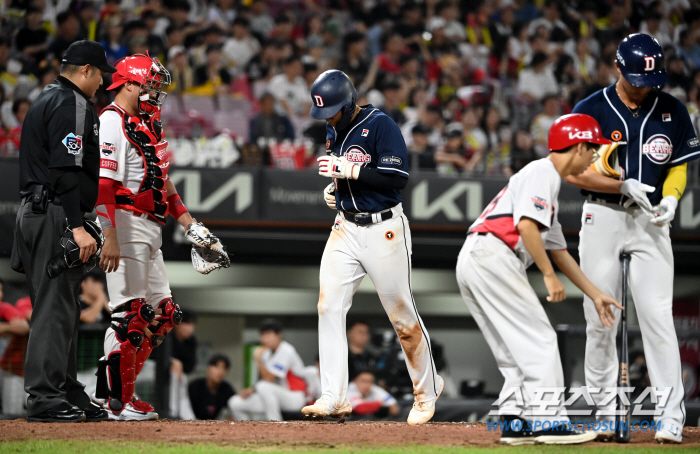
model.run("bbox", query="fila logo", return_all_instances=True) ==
[644,56,655,71]
[569,131,593,140]
[361,129,369,137]
[314,95,324,107]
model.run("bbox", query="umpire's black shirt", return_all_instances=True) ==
[19,76,100,225]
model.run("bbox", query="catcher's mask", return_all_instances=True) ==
[47,219,104,279]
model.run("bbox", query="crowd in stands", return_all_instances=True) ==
[2,0,700,175]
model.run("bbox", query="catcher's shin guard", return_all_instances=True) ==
[107,298,155,411]
[134,298,182,376]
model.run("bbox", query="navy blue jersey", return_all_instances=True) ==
[326,104,409,213]
[572,85,700,205]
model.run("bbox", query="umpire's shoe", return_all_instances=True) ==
[83,402,109,422]
[500,415,535,446]
[407,375,444,425]
[27,402,86,423]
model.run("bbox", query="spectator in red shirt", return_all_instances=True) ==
[0,279,30,378]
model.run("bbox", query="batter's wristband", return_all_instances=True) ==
[167,194,188,220]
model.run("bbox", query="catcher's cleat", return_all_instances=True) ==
[407,375,444,425]
[108,398,158,421]
[655,422,682,444]
[301,396,352,419]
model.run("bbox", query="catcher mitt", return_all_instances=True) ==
[591,141,626,178]
[186,219,231,274]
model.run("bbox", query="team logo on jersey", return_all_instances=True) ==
[532,196,549,211]
[611,130,623,141]
[385,231,395,240]
[569,131,593,140]
[344,146,372,165]
[361,129,369,137]
[100,142,116,155]
[689,137,699,148]
[326,140,331,150]
[62,133,83,155]
[662,113,671,122]
[380,156,403,165]
[584,213,594,225]
[643,134,673,164]
[314,95,324,107]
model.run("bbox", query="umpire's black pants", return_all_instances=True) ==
[14,200,91,416]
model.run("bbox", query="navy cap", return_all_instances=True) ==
[62,40,117,74]
[616,33,667,88]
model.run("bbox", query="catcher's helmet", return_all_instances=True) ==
[548,114,611,151]
[616,33,667,88]
[309,70,357,130]
[106,53,171,116]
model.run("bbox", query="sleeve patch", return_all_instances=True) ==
[100,159,118,171]
[100,142,116,155]
[532,196,549,211]
[689,137,699,148]
[63,133,83,155]
[380,156,403,165]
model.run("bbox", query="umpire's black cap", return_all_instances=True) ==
[62,40,117,73]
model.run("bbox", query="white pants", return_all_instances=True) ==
[579,201,684,427]
[317,205,439,405]
[228,381,306,421]
[104,209,172,356]
[456,233,568,423]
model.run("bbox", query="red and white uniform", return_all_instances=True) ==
[456,158,569,424]
[227,341,308,421]
[97,104,172,313]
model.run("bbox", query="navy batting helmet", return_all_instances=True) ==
[309,70,357,130]
[616,33,667,88]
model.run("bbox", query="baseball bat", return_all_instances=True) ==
[615,253,631,443]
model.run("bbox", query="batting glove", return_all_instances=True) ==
[650,195,678,226]
[620,179,655,211]
[323,182,337,210]
[318,155,360,180]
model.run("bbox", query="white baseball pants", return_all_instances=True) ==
[317,204,439,405]
[456,233,568,423]
[579,201,684,428]
[228,381,306,421]
[104,208,172,355]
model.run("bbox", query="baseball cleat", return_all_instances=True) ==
[500,416,535,446]
[594,429,615,442]
[407,375,444,425]
[301,396,352,419]
[90,392,107,409]
[534,427,597,445]
[108,399,159,421]
[655,422,682,444]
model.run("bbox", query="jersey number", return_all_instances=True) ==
[478,185,508,221]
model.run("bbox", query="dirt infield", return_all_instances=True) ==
[1,420,699,448]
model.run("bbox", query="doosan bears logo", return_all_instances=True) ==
[344,146,372,165]
[643,134,673,164]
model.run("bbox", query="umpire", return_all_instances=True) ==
[13,40,116,423]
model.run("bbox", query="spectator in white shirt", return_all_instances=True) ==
[222,17,261,76]
[347,370,400,417]
[228,319,307,421]
[517,52,558,104]
[268,54,312,118]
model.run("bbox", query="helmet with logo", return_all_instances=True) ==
[106,53,171,116]
[548,114,611,151]
[616,33,667,88]
[309,70,357,130]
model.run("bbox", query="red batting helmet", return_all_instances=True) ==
[548,114,611,151]
[106,53,171,116]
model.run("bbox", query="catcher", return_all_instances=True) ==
[91,54,230,421]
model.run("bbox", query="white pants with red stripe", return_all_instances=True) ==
[228,381,306,421]
[456,233,568,423]
[316,204,439,406]
[103,208,172,358]
[579,201,684,428]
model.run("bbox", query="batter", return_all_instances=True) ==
[301,70,443,425]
